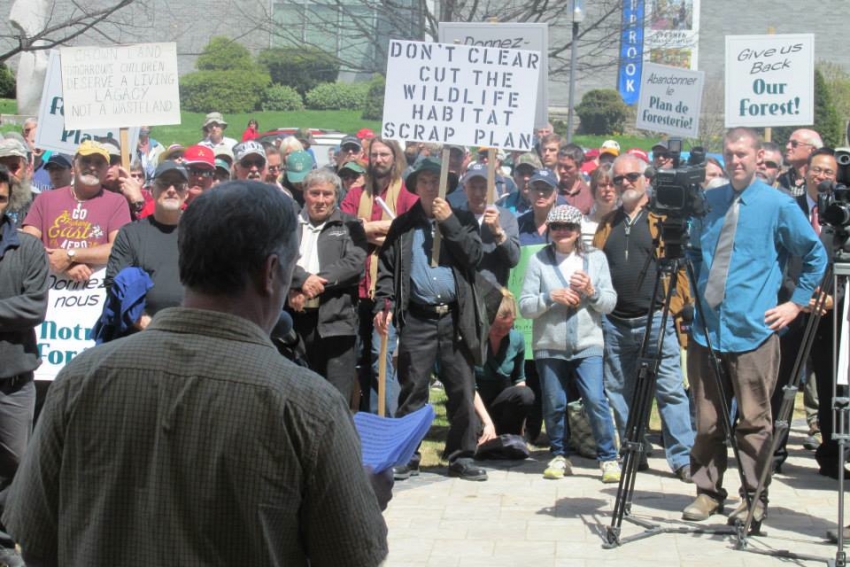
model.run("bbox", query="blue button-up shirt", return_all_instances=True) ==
[410,223,457,305]
[688,179,827,353]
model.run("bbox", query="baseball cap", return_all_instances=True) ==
[462,162,488,184]
[99,139,122,158]
[285,150,314,183]
[203,112,228,129]
[627,148,650,164]
[183,145,215,170]
[546,205,583,226]
[0,138,28,159]
[233,141,266,163]
[357,128,375,140]
[406,157,458,194]
[600,140,620,157]
[214,146,234,166]
[160,144,185,163]
[514,152,542,171]
[529,168,557,189]
[76,140,110,162]
[45,153,73,170]
[295,128,315,145]
[215,158,231,175]
[340,135,362,151]
[338,160,366,175]
[652,140,669,151]
[154,160,189,181]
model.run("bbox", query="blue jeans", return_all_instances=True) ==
[603,312,694,471]
[537,356,618,462]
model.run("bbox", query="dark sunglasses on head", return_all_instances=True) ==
[613,172,643,185]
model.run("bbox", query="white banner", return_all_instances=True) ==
[36,51,140,156]
[725,34,815,128]
[382,40,540,151]
[644,0,701,71]
[60,42,180,129]
[35,268,106,381]
[438,22,548,129]
[636,62,704,138]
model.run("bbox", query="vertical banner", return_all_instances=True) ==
[618,0,645,106]
[644,0,701,70]
[724,34,815,128]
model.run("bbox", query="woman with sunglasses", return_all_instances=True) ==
[519,204,620,483]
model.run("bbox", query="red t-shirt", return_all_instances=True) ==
[24,185,132,250]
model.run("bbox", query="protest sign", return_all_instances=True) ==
[36,50,139,156]
[636,62,704,138]
[382,40,540,150]
[35,268,106,381]
[725,34,814,128]
[507,244,544,360]
[439,22,548,129]
[60,42,180,129]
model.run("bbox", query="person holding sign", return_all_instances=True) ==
[373,157,488,482]
[0,165,48,567]
[22,140,131,282]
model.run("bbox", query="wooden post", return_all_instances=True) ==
[486,148,497,206]
[119,128,131,170]
[431,148,451,267]
[377,333,388,417]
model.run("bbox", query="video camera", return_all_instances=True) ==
[817,179,850,229]
[649,138,709,219]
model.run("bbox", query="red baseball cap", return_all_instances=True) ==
[357,128,375,140]
[627,148,650,164]
[183,145,215,170]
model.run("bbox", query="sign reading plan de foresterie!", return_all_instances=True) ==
[382,40,540,150]
[59,42,180,129]
[725,34,814,128]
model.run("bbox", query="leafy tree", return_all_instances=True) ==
[0,64,16,98]
[361,74,386,121]
[257,47,339,95]
[575,89,628,135]
[196,37,255,72]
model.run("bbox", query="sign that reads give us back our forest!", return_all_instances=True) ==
[59,42,181,129]
[636,62,704,138]
[725,34,814,128]
[382,40,541,151]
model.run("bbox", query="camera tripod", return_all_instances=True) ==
[604,218,746,548]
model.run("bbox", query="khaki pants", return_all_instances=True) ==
[688,334,779,502]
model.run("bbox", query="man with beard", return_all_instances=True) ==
[592,153,695,483]
[105,161,190,331]
[341,138,418,417]
[233,141,268,183]
[182,145,215,206]
[22,140,131,282]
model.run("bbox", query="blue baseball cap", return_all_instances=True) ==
[45,153,73,170]
[529,168,557,189]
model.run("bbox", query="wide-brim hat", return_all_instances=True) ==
[406,156,458,194]
[203,112,228,130]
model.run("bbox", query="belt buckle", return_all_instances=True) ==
[435,304,450,315]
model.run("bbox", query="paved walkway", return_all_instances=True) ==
[383,421,845,566]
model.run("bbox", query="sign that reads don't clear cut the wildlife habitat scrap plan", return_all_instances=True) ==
[636,62,704,138]
[59,42,180,129]
[382,40,541,151]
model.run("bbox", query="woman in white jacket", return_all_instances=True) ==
[519,205,620,483]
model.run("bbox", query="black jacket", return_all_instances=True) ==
[374,200,488,364]
[290,208,367,338]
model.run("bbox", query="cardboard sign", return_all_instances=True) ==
[636,62,704,138]
[59,42,180,129]
[439,22,549,129]
[382,40,540,151]
[36,51,140,156]
[725,34,814,128]
[35,268,106,381]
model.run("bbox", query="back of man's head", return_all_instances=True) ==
[179,181,297,296]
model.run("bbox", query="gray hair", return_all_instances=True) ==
[612,153,648,174]
[303,168,342,196]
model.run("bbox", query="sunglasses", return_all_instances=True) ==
[154,180,189,192]
[240,159,265,169]
[187,167,213,178]
[760,160,779,169]
[612,172,643,185]
[549,223,579,231]
[788,140,812,149]
[654,152,671,160]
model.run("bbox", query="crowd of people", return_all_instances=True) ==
[0,107,845,564]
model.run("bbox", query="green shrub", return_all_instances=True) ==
[196,37,255,72]
[261,84,305,111]
[305,82,368,110]
[361,74,385,121]
[180,70,271,114]
[0,64,15,98]
[575,89,628,135]
[257,47,339,96]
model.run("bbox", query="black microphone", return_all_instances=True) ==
[271,311,298,349]
[644,166,657,181]
[817,179,835,194]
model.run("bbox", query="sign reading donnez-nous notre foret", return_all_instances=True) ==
[59,42,181,129]
[382,39,541,150]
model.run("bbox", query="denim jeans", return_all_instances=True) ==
[602,312,694,471]
[537,356,618,462]
[357,299,399,416]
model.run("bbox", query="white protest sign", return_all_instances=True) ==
[636,62,704,138]
[60,42,180,129]
[725,34,814,128]
[35,268,106,381]
[382,40,540,151]
[36,51,140,156]
[439,22,548,129]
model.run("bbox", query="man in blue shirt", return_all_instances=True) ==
[682,127,827,524]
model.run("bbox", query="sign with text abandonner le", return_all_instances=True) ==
[636,62,704,138]
[438,22,549,130]
[382,40,541,151]
[60,42,180,129]
[36,50,139,156]
[725,34,814,128]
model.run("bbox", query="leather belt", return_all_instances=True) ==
[408,302,457,319]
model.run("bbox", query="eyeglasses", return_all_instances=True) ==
[654,152,671,160]
[810,166,836,177]
[613,172,643,185]
[240,159,265,169]
[788,139,813,149]
[187,167,213,178]
[760,160,780,169]
[154,180,189,192]
[549,223,578,231]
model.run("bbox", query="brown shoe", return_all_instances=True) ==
[826,526,850,543]
[682,494,723,521]
[727,497,766,526]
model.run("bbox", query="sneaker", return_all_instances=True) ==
[601,460,622,483]
[392,462,420,481]
[543,455,572,479]
[803,430,822,451]
[682,494,723,522]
